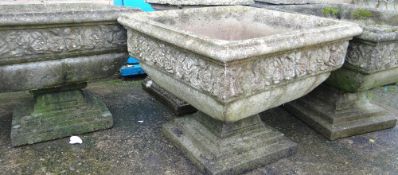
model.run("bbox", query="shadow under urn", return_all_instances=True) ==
[119,6,362,174]
[261,4,398,140]
[0,4,136,146]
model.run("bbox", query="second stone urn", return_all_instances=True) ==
[119,6,362,174]
[0,4,136,146]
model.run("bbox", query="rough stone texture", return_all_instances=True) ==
[0,25,126,66]
[257,3,398,139]
[147,0,255,11]
[11,84,113,146]
[284,85,397,140]
[0,0,112,5]
[258,3,398,77]
[142,77,197,116]
[0,4,137,146]
[0,3,136,92]
[254,0,351,4]
[119,6,361,174]
[163,112,297,175]
[326,65,398,92]
[118,6,362,122]
[146,0,254,6]
[1,79,398,174]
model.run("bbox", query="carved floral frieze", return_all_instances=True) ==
[129,30,348,102]
[0,24,126,64]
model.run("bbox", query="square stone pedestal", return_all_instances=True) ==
[142,78,197,116]
[10,83,113,146]
[284,85,397,140]
[163,112,297,175]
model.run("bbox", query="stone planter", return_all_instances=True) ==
[146,0,254,10]
[0,4,136,146]
[259,4,398,140]
[144,0,255,116]
[119,6,361,174]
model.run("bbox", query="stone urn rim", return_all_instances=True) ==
[145,0,255,6]
[0,3,138,26]
[268,4,398,42]
[118,6,362,63]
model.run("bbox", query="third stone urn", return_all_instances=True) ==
[259,4,398,140]
[118,6,362,174]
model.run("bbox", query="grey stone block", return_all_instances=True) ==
[284,85,397,140]
[163,112,297,175]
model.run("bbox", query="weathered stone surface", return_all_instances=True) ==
[0,3,136,92]
[284,85,397,140]
[163,112,297,175]
[0,25,127,66]
[118,6,362,122]
[254,0,351,4]
[147,0,254,10]
[0,4,137,146]
[259,4,398,76]
[259,4,398,139]
[326,66,398,92]
[120,6,361,174]
[146,0,254,6]
[11,84,113,146]
[0,53,127,92]
[142,77,197,116]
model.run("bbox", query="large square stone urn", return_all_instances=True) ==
[260,4,398,140]
[119,6,362,174]
[0,4,136,146]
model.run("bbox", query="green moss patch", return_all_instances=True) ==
[322,7,340,17]
[352,8,373,19]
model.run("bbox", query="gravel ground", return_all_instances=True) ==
[0,79,397,175]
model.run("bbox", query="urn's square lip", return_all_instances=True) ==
[0,3,137,26]
[146,0,254,6]
[118,6,362,63]
[265,4,398,42]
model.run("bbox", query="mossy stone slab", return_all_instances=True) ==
[10,88,113,147]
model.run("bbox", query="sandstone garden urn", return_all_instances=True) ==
[141,0,255,116]
[259,4,398,140]
[118,6,362,174]
[0,4,136,146]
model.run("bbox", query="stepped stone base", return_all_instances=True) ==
[284,85,397,140]
[163,112,297,175]
[11,83,113,147]
[142,78,197,116]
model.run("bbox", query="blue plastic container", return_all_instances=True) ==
[115,0,153,77]
[114,0,154,11]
